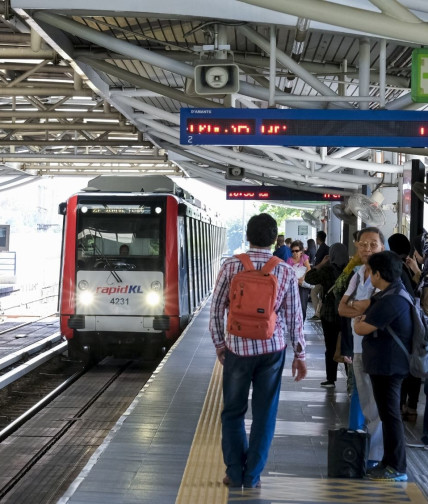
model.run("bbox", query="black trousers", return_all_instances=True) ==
[320,318,340,382]
[400,373,422,410]
[299,286,310,321]
[370,374,406,473]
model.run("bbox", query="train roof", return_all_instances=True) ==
[60,176,224,226]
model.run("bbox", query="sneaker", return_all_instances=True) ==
[243,480,261,489]
[320,380,335,388]
[367,460,380,470]
[366,465,408,482]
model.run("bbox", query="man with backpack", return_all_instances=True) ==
[354,250,412,481]
[209,213,307,489]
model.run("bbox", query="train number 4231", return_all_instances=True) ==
[110,298,129,305]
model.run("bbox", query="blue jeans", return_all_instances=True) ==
[422,379,428,445]
[221,348,285,487]
[348,382,365,431]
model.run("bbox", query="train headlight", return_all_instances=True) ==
[151,281,161,291]
[146,291,161,306]
[78,280,89,290]
[79,291,94,306]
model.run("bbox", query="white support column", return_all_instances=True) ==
[359,38,370,110]
[269,25,277,107]
[379,39,386,108]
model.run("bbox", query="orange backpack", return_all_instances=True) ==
[227,253,282,340]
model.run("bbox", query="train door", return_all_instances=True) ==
[186,216,196,313]
[192,218,202,306]
[178,216,190,321]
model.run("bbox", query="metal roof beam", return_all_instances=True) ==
[240,0,428,44]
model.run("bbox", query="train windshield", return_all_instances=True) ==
[76,203,164,271]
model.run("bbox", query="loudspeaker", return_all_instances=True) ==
[225,167,245,180]
[194,61,240,95]
[328,428,370,478]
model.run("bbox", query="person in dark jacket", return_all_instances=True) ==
[354,251,412,482]
[305,238,317,266]
[310,231,330,320]
[305,242,349,388]
[387,233,417,298]
[389,233,422,421]
[314,230,329,265]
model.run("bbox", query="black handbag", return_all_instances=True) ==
[328,428,370,478]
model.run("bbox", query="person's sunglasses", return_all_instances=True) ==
[292,249,301,253]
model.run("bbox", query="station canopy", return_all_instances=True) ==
[0,0,426,199]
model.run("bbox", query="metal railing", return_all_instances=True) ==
[0,251,16,276]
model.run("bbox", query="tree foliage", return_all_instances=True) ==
[258,203,301,228]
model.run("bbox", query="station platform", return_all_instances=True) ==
[59,300,428,504]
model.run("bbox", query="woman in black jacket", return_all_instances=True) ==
[305,242,349,388]
[305,238,317,266]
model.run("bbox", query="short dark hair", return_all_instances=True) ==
[290,240,304,251]
[413,233,424,257]
[317,230,326,242]
[357,227,385,245]
[368,250,402,283]
[246,213,278,247]
[388,233,410,257]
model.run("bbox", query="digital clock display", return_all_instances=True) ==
[225,185,344,202]
[186,118,255,135]
[181,109,428,147]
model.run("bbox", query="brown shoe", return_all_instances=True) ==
[223,475,242,487]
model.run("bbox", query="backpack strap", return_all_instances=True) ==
[384,287,414,362]
[261,256,282,275]
[235,253,255,271]
[386,324,410,361]
[235,254,281,274]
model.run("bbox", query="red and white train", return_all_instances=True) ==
[58,176,226,362]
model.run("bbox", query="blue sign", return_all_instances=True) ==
[180,108,428,147]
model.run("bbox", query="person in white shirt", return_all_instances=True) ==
[338,227,385,465]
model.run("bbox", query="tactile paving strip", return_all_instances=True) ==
[176,359,227,504]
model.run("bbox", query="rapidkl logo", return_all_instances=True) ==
[96,285,143,295]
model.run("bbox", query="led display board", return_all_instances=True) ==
[180,108,428,147]
[226,185,344,202]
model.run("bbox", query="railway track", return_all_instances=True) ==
[0,357,157,503]
[0,332,68,390]
[0,312,58,336]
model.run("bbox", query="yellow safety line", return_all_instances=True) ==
[175,359,228,504]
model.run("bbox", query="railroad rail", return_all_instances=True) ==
[0,357,156,503]
[0,332,67,390]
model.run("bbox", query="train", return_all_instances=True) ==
[58,175,226,362]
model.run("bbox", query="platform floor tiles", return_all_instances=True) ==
[60,303,428,504]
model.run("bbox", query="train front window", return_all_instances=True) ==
[76,203,163,270]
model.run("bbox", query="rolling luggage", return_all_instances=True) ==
[328,428,370,478]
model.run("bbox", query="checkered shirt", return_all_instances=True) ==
[209,249,306,359]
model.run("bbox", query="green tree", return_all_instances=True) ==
[225,217,245,255]
[258,203,301,229]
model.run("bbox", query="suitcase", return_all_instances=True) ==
[328,428,370,478]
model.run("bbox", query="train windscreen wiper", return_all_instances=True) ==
[90,231,123,283]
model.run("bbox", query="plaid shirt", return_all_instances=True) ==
[209,248,306,359]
